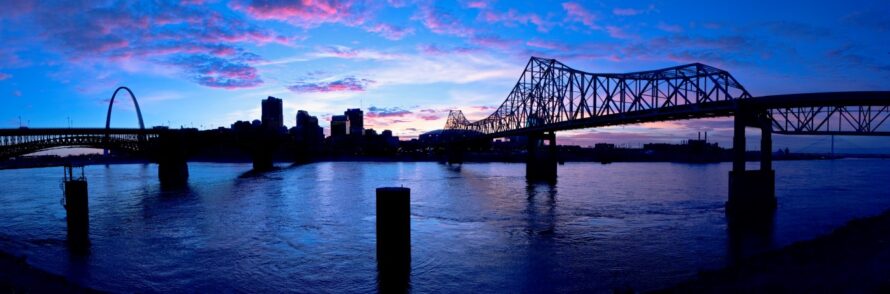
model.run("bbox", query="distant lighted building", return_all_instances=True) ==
[345,108,363,136]
[261,96,284,130]
[331,115,347,137]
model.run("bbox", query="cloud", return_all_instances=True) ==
[412,5,475,37]
[13,90,22,97]
[312,45,399,60]
[288,76,374,93]
[656,22,683,33]
[479,8,553,32]
[612,8,642,16]
[365,23,415,40]
[0,73,10,80]
[170,54,263,89]
[367,106,412,118]
[417,44,479,55]
[4,1,289,89]
[462,0,491,9]
[230,0,369,27]
[562,2,599,30]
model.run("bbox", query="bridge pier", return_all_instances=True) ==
[728,113,776,213]
[63,165,89,251]
[156,132,190,187]
[445,143,464,164]
[526,131,557,182]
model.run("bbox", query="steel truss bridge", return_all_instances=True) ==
[445,57,890,137]
[444,57,890,211]
[0,128,162,159]
[0,87,160,159]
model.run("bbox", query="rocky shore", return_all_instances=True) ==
[655,209,890,293]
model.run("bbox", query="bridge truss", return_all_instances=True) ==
[446,57,890,137]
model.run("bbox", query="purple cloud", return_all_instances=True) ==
[5,1,285,89]
[288,77,374,93]
[365,23,415,40]
[413,5,475,37]
[0,73,10,80]
[170,54,262,89]
[231,0,369,27]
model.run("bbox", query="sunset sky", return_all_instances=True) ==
[1,0,889,152]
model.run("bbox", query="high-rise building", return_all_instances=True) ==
[345,108,363,136]
[296,110,312,127]
[261,96,284,130]
[330,115,348,137]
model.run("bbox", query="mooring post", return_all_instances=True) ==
[376,187,410,291]
[63,165,89,248]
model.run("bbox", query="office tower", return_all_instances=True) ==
[345,108,363,135]
[261,96,284,130]
[331,115,347,137]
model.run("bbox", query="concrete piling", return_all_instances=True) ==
[63,165,89,248]
[376,187,410,291]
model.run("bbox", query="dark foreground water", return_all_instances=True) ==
[0,160,888,292]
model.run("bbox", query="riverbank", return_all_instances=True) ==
[0,251,98,293]
[655,208,890,293]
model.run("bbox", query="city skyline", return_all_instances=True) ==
[1,1,889,152]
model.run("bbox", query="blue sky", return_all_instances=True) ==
[1,0,889,152]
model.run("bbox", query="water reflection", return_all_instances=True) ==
[726,209,776,263]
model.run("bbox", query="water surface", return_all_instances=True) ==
[0,160,888,292]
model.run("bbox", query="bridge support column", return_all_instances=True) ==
[526,131,557,182]
[252,152,274,171]
[63,165,89,249]
[445,143,464,165]
[156,132,189,187]
[376,187,411,292]
[728,114,776,213]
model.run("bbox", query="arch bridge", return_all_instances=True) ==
[445,57,890,212]
[0,86,191,186]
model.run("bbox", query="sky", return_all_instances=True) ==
[1,0,889,153]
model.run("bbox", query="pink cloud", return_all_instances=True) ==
[463,1,491,9]
[480,9,552,32]
[0,73,10,80]
[562,2,599,29]
[413,5,475,37]
[605,25,636,39]
[231,0,366,27]
[417,44,478,55]
[13,90,22,97]
[526,39,567,50]
[6,2,291,89]
[365,23,415,40]
[470,34,518,49]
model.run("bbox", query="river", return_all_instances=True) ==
[0,160,888,292]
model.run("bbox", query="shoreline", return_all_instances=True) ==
[654,208,890,293]
[0,250,99,293]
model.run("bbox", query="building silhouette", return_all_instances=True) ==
[331,115,348,137]
[261,96,284,131]
[345,108,363,136]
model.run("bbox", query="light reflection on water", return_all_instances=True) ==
[0,160,888,292]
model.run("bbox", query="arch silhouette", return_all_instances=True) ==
[105,86,145,131]
[104,86,145,154]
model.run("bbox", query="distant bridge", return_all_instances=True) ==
[0,128,161,159]
[445,57,890,212]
